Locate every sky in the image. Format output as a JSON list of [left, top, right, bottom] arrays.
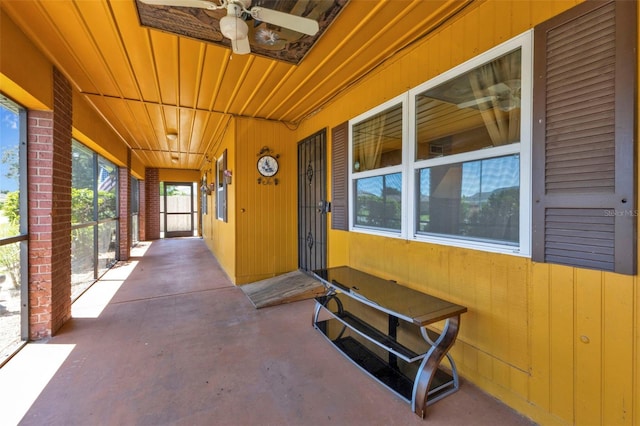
[[0, 104, 19, 193]]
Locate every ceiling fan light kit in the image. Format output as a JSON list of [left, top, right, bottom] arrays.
[[219, 15, 248, 39], [139, 0, 320, 56]]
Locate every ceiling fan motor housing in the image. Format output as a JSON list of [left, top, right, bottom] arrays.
[[220, 3, 248, 40]]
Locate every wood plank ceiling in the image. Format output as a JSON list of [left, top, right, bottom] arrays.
[[2, 0, 472, 170]]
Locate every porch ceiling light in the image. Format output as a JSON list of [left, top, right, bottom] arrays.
[[167, 132, 178, 141]]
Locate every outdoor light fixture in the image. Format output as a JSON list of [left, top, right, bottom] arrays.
[[171, 155, 179, 164], [219, 15, 248, 40], [167, 132, 178, 141]]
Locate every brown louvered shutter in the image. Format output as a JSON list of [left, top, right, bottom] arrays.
[[331, 121, 349, 230], [532, 0, 636, 274]]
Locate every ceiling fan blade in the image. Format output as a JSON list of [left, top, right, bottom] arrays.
[[231, 36, 251, 54], [250, 7, 319, 36], [138, 0, 221, 10], [457, 96, 494, 109]]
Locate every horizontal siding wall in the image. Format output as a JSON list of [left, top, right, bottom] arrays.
[[294, 0, 639, 424]]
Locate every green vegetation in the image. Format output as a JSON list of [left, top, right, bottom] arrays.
[[0, 191, 21, 289]]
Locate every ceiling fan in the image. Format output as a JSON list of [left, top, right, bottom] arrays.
[[457, 79, 521, 111], [139, 0, 320, 55]]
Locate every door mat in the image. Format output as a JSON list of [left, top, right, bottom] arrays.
[[240, 270, 325, 309]]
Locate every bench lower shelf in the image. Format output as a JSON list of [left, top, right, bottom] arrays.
[[315, 318, 457, 405]]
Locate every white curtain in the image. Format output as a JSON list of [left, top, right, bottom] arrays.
[[356, 114, 386, 171], [468, 52, 521, 146]]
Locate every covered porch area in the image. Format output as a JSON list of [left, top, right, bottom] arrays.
[[0, 238, 532, 425]]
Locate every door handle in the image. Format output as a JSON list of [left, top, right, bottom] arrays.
[[317, 200, 331, 214]]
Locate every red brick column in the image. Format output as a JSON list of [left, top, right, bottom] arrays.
[[144, 168, 160, 240], [28, 67, 72, 340], [117, 149, 131, 260]]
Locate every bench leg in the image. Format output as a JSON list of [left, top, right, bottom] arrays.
[[411, 315, 461, 418]]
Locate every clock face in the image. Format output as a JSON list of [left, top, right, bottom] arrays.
[[257, 155, 279, 177]]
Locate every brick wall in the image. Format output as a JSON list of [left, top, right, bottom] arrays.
[[27, 67, 72, 340], [144, 168, 160, 240], [118, 150, 130, 261]]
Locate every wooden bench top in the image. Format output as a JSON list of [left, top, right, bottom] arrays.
[[313, 266, 467, 326]]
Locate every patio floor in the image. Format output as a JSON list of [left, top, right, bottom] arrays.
[[0, 238, 535, 425]]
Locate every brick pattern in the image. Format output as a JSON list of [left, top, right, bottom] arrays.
[[27, 67, 72, 340], [118, 151, 130, 260], [144, 168, 160, 240]]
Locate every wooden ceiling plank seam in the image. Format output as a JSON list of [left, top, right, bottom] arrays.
[[253, 66, 300, 119], [147, 30, 173, 148], [77, 0, 141, 99], [191, 109, 222, 159], [202, 114, 234, 165], [263, 0, 398, 121], [282, 0, 470, 123], [286, 0, 475, 124], [191, 41, 208, 112], [207, 48, 232, 113], [237, 61, 280, 116], [79, 90, 156, 153], [179, 108, 195, 156], [15, 1, 98, 94], [276, 0, 422, 122], [109, 0, 162, 104], [7, 1, 138, 153], [104, 0, 147, 102], [65, 0, 125, 97], [80, 95, 137, 153], [126, 100, 160, 152], [222, 56, 256, 114]]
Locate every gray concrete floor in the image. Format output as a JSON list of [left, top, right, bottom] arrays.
[[1, 238, 535, 425]]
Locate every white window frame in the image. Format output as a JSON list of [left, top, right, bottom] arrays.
[[216, 155, 226, 222], [349, 93, 409, 239], [347, 31, 533, 256]]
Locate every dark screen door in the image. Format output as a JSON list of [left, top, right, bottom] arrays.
[[298, 130, 328, 272]]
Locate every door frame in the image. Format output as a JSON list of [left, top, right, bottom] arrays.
[[297, 129, 328, 272], [163, 181, 195, 238]]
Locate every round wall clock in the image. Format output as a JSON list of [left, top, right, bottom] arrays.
[[257, 154, 279, 177]]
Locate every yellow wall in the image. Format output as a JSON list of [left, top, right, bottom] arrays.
[[234, 117, 299, 284], [131, 155, 145, 180], [1, 9, 131, 170], [158, 168, 200, 183], [288, 1, 638, 425], [0, 8, 51, 110], [202, 118, 237, 281], [202, 117, 299, 284], [72, 92, 129, 167]]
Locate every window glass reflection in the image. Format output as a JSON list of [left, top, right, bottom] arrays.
[[417, 155, 519, 244], [415, 49, 521, 160], [355, 172, 402, 231], [352, 104, 403, 172]]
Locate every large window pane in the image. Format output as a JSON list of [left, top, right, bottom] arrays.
[[98, 221, 117, 276], [71, 140, 119, 299], [0, 96, 27, 361], [415, 49, 521, 160], [97, 158, 117, 220], [417, 155, 519, 244], [354, 173, 402, 231], [71, 226, 95, 299], [72, 143, 95, 225], [352, 104, 403, 172], [131, 177, 139, 246]]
